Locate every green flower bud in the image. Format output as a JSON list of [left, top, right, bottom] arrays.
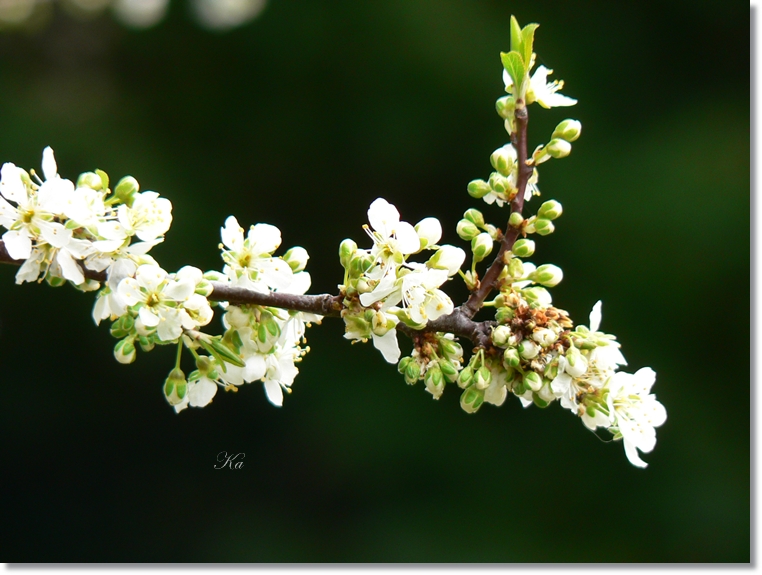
[[456, 219, 480, 241], [565, 345, 588, 378], [404, 360, 421, 385], [471, 233, 493, 263], [546, 138, 572, 159], [551, 119, 581, 142], [460, 386, 485, 414], [76, 171, 103, 190], [439, 360, 459, 383], [467, 179, 491, 199], [438, 337, 462, 360], [531, 264, 564, 287], [532, 393, 550, 408], [457, 365, 474, 389], [491, 325, 511, 347], [503, 347, 520, 369], [138, 335, 154, 353], [195, 279, 213, 297], [489, 172, 508, 195], [532, 328, 558, 348], [114, 338, 136, 364], [490, 145, 517, 177], [398, 356, 412, 375], [163, 367, 188, 407], [203, 270, 227, 282], [464, 208, 485, 227], [508, 212, 524, 228], [522, 286, 551, 307], [508, 257, 524, 279], [523, 371, 543, 392], [424, 366, 445, 399], [46, 275, 65, 287], [339, 239, 358, 269], [474, 366, 492, 390], [518, 339, 539, 359], [283, 247, 309, 272], [533, 218, 555, 236], [196, 355, 214, 375], [495, 95, 515, 120], [114, 176, 139, 206], [512, 238, 535, 258], [537, 200, 563, 221], [495, 307, 514, 324]]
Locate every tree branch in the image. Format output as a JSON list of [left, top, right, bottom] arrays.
[[461, 101, 532, 319]]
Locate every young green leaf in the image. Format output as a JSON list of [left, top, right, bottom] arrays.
[[510, 15, 523, 54], [500, 51, 526, 94], [521, 23, 539, 71]]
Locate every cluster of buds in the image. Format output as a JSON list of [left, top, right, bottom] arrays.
[[397, 333, 464, 400]]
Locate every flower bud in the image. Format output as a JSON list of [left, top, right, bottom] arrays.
[[495, 95, 515, 120], [546, 138, 572, 159], [427, 245, 466, 276], [565, 346, 588, 378], [490, 144, 517, 177], [471, 233, 493, 263], [467, 179, 491, 199], [438, 337, 463, 360], [283, 247, 309, 272], [76, 171, 103, 190], [114, 176, 139, 206], [456, 219, 480, 241], [424, 366, 445, 399], [415, 217, 442, 250], [371, 311, 394, 336], [491, 325, 511, 347], [460, 386, 485, 414], [507, 257, 524, 279], [533, 218, 555, 236], [551, 119, 581, 142], [508, 212, 524, 228], [518, 339, 539, 359], [114, 338, 136, 364], [537, 200, 563, 221], [489, 172, 509, 195], [138, 335, 154, 352], [397, 356, 412, 375], [495, 307, 514, 324], [474, 366, 492, 390], [503, 347, 520, 369], [439, 360, 459, 383], [522, 286, 552, 307], [404, 360, 422, 385], [531, 264, 563, 287], [163, 367, 188, 407], [457, 365, 474, 389], [532, 328, 557, 347], [196, 355, 214, 375], [523, 371, 543, 392], [461, 209, 484, 229], [339, 239, 358, 269], [512, 238, 535, 258]]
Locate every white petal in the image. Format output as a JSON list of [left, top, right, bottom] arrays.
[[367, 198, 399, 237], [248, 223, 282, 255], [156, 308, 183, 341], [372, 329, 401, 364], [188, 377, 217, 407], [221, 216, 243, 250], [57, 249, 85, 284], [138, 306, 160, 327], [118, 277, 144, 306], [0, 196, 18, 227], [589, 300, 602, 332], [41, 147, 58, 181], [38, 220, 72, 248], [163, 278, 195, 301], [0, 163, 28, 204], [394, 221, 420, 255], [264, 379, 284, 407], [243, 354, 267, 382], [15, 253, 41, 284], [2, 229, 32, 260], [623, 439, 648, 468], [540, 93, 578, 107], [136, 264, 167, 291]]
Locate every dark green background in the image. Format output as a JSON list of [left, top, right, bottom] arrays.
[[0, 0, 750, 563]]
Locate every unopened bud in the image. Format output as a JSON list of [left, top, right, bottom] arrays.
[[114, 338, 136, 364], [415, 217, 442, 250], [552, 119, 581, 142], [283, 247, 309, 272], [474, 366, 492, 390], [467, 179, 491, 199], [533, 218, 555, 236], [495, 307, 514, 324], [457, 365, 474, 389], [460, 386, 485, 414], [439, 360, 459, 383], [339, 239, 358, 269], [490, 144, 517, 177], [471, 233, 493, 263], [503, 347, 520, 369], [464, 208, 485, 227], [523, 371, 543, 392], [512, 238, 535, 257], [491, 325, 511, 347], [546, 138, 572, 159], [531, 264, 563, 287], [77, 171, 103, 190], [457, 219, 480, 241], [428, 245, 466, 276], [518, 339, 539, 359], [537, 200, 563, 221], [565, 346, 588, 378], [424, 366, 445, 399], [495, 95, 515, 120], [114, 176, 139, 206], [163, 367, 188, 406], [509, 212, 524, 228], [532, 328, 558, 347]]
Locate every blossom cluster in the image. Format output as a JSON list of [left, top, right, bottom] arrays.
[[338, 198, 465, 364]]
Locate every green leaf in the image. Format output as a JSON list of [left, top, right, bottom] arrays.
[[510, 15, 523, 54], [95, 169, 109, 192], [500, 50, 525, 92], [521, 23, 539, 70]]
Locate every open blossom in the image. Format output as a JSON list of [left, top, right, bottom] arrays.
[[95, 191, 172, 252], [606, 367, 666, 468], [220, 215, 293, 292], [364, 198, 420, 264], [503, 65, 577, 108]]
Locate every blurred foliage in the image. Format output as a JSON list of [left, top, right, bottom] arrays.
[[0, 0, 749, 563]]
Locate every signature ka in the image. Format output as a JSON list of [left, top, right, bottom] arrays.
[[215, 451, 245, 470]]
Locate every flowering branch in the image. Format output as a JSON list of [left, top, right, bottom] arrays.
[[0, 16, 667, 468]]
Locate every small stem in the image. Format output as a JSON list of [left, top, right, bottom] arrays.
[[175, 340, 183, 369]]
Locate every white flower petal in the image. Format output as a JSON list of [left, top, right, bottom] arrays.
[[41, 147, 58, 181], [138, 306, 160, 327], [372, 329, 401, 364], [589, 300, 602, 332], [2, 229, 32, 260], [57, 249, 85, 284], [264, 379, 284, 407], [38, 221, 72, 249], [188, 377, 217, 407]]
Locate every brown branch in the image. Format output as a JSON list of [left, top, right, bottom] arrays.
[[0, 239, 493, 348], [461, 101, 533, 319]]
